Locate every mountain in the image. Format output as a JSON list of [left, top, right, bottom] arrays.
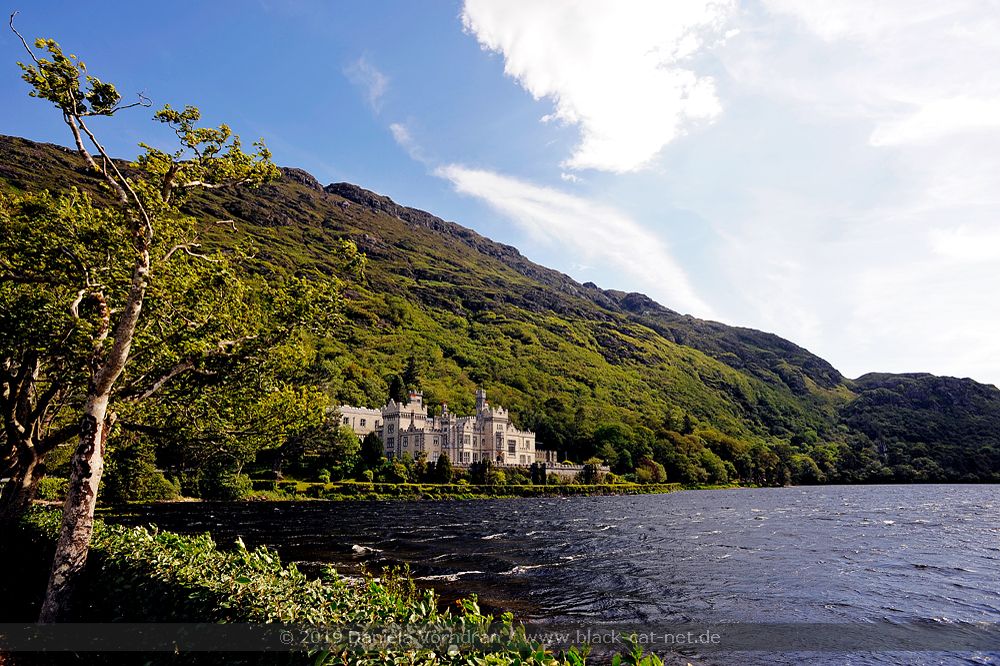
[[2, 134, 998, 484]]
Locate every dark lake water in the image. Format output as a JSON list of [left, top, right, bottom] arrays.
[[108, 485, 1000, 665]]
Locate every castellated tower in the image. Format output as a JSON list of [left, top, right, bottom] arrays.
[[344, 387, 536, 466]]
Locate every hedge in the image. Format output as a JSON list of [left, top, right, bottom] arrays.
[[271, 482, 682, 501]]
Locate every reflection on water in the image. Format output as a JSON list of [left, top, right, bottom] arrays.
[[108, 485, 1000, 664]]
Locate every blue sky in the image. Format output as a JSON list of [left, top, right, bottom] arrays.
[[3, 1, 999, 385]]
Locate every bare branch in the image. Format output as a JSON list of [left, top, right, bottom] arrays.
[[76, 116, 143, 214], [37, 423, 77, 455], [9, 12, 41, 67], [68, 289, 86, 320], [162, 243, 217, 263], [28, 381, 63, 428], [179, 178, 252, 190], [83, 91, 151, 117], [134, 359, 194, 401], [64, 113, 102, 175]]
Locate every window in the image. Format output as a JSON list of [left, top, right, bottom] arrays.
[[508, 439, 516, 454], [464, 435, 471, 445], [520, 455, 526, 464], [342, 416, 350, 425], [497, 424, 503, 431], [360, 418, 366, 427], [402, 436, 408, 448], [387, 437, 395, 446], [462, 451, 471, 463], [388, 424, 395, 433]]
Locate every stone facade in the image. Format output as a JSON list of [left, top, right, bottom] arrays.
[[338, 405, 381, 439], [339, 389, 537, 466]]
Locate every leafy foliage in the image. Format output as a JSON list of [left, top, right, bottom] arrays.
[[17, 508, 592, 664], [2, 135, 999, 488]]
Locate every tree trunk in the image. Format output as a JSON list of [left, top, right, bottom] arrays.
[[0, 443, 43, 529], [36, 394, 110, 623]]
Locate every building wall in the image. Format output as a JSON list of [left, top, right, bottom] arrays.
[[345, 389, 537, 467], [338, 405, 382, 438]]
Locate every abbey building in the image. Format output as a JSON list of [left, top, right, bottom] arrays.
[[339, 389, 537, 466]]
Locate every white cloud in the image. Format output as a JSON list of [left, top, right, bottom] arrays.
[[928, 227, 1000, 264], [694, 0, 1000, 383], [435, 164, 713, 316], [448, 0, 1000, 383], [869, 97, 1000, 147], [749, 1, 1000, 139], [389, 121, 427, 162], [344, 56, 388, 111], [460, 0, 736, 173]]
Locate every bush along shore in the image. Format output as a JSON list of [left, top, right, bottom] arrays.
[[4, 508, 668, 665], [35, 477, 689, 504], [254, 480, 686, 501]]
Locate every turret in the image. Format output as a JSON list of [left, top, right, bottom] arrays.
[[475, 388, 487, 413], [408, 390, 423, 408]]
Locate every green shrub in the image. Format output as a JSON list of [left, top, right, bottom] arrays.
[[102, 439, 180, 504], [201, 468, 253, 501], [18, 509, 590, 664], [35, 476, 67, 501]]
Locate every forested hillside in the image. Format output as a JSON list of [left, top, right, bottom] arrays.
[[3, 134, 998, 486]]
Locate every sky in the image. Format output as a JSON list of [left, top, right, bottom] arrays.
[[2, 1, 999, 386]]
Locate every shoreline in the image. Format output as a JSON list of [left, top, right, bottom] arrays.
[[106, 480, 695, 506], [78, 480, 1000, 513]]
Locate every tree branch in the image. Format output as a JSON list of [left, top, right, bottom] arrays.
[[162, 243, 217, 263], [179, 178, 252, 190], [132, 358, 195, 402], [8, 12, 41, 67], [28, 381, 63, 427], [81, 92, 151, 117], [37, 423, 78, 456]]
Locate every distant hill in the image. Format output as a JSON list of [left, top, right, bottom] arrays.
[[2, 134, 997, 483]]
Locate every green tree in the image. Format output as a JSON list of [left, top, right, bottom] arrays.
[[635, 456, 667, 483], [401, 355, 422, 390], [387, 460, 409, 483], [580, 457, 603, 484], [469, 459, 492, 484], [486, 468, 506, 487], [359, 431, 384, 470], [697, 449, 729, 485], [412, 451, 428, 482], [435, 452, 453, 483], [680, 414, 695, 435], [100, 436, 178, 503], [9, 22, 289, 621], [278, 419, 360, 481], [386, 375, 406, 404]]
